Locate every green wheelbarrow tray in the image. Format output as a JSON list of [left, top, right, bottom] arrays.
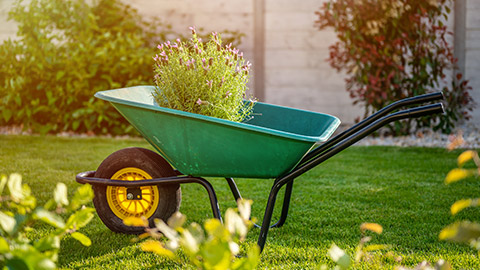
[[95, 85, 341, 178], [78, 85, 445, 252]]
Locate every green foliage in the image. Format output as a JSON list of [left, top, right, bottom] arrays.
[[0, 173, 94, 269], [316, 0, 474, 134], [126, 199, 259, 270], [441, 148, 480, 254], [153, 27, 255, 122], [324, 223, 388, 269], [0, 0, 245, 135]]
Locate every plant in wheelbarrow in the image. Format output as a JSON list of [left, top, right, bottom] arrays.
[[152, 26, 256, 122]]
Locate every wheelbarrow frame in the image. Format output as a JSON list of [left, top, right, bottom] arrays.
[[76, 91, 444, 252]]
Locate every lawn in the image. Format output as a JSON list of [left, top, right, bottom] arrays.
[[1, 134, 479, 269]]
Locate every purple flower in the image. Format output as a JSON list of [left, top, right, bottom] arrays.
[[189, 26, 196, 34], [206, 80, 213, 88], [196, 98, 202, 105], [225, 91, 232, 98], [176, 38, 181, 43], [157, 44, 163, 50]]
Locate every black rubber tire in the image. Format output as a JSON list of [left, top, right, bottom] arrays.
[[92, 147, 181, 234]]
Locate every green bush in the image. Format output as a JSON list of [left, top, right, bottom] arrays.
[[0, 0, 244, 135], [0, 173, 94, 269], [316, 0, 474, 134]]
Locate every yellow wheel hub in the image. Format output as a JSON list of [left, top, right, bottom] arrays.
[[106, 167, 159, 220]]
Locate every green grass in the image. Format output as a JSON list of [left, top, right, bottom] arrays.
[[1, 134, 479, 269]]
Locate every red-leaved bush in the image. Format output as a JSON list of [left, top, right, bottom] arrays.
[[315, 0, 474, 134]]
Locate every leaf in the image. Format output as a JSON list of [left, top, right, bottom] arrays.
[[65, 207, 95, 230], [201, 240, 231, 269], [54, 183, 69, 207], [0, 236, 9, 253], [71, 232, 92, 246], [0, 174, 7, 195], [232, 245, 260, 270], [2, 109, 12, 122], [180, 229, 199, 253], [360, 223, 383, 234], [458, 150, 477, 167], [451, 199, 477, 215], [56, 71, 65, 80], [237, 198, 252, 221], [0, 211, 16, 235], [328, 243, 351, 269], [203, 218, 229, 239], [363, 244, 390, 252], [7, 173, 25, 201], [34, 236, 60, 252], [123, 216, 148, 227], [154, 218, 179, 241], [34, 208, 65, 229], [440, 221, 480, 242], [141, 240, 175, 258], [445, 168, 475, 184], [69, 184, 93, 211], [167, 212, 186, 229]]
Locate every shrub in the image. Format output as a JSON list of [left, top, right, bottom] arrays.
[[0, 173, 94, 269], [153, 27, 255, 122], [125, 199, 259, 270], [0, 0, 244, 135], [315, 0, 474, 134]]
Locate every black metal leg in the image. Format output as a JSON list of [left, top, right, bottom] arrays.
[[271, 180, 293, 228], [226, 177, 242, 201], [193, 177, 222, 222], [257, 178, 294, 252]]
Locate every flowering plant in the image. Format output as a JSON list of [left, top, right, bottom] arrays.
[[153, 27, 255, 122]]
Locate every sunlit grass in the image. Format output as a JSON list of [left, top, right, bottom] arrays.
[[1, 135, 479, 269]]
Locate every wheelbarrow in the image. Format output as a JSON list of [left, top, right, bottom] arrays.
[[76, 85, 445, 251]]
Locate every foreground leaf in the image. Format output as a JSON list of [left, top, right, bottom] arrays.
[[440, 221, 480, 242], [123, 216, 148, 227], [360, 223, 383, 234], [34, 236, 60, 252], [71, 232, 92, 246], [445, 169, 475, 184], [0, 211, 17, 235], [451, 199, 479, 215], [141, 240, 175, 258], [0, 236, 9, 253], [34, 208, 65, 229], [65, 207, 95, 230], [328, 243, 351, 269], [69, 184, 93, 211], [458, 150, 477, 167], [54, 183, 69, 207], [7, 173, 24, 201]]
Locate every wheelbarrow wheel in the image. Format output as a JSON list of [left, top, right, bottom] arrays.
[[92, 147, 181, 234]]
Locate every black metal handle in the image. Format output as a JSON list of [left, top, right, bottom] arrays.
[[300, 92, 444, 164], [289, 102, 444, 179], [390, 103, 445, 120]]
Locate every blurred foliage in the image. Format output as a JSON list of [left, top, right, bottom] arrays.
[[0, 0, 244, 135], [0, 173, 94, 269], [126, 199, 259, 270], [316, 0, 474, 135], [441, 145, 480, 255]]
